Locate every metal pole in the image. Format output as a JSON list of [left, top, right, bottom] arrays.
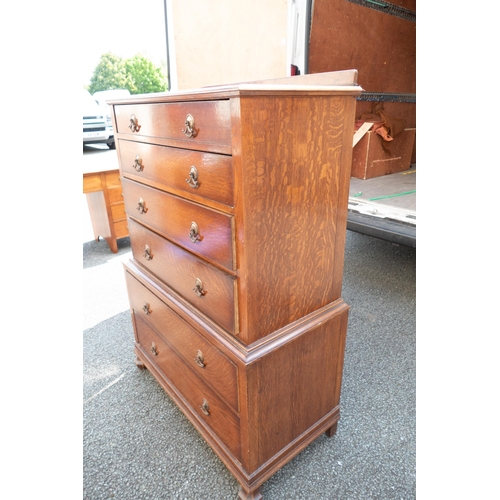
[[163, 0, 171, 91]]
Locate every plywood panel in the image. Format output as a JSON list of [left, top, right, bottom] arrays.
[[309, 0, 416, 93]]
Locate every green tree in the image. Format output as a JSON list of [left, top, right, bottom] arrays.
[[125, 54, 168, 94], [88, 53, 128, 94], [87, 53, 168, 95]]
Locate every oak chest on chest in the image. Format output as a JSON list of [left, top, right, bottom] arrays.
[[110, 72, 361, 499]]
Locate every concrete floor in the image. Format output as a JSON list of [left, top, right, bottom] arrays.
[[83, 219, 416, 499]]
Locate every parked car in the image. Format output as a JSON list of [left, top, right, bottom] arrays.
[[82, 89, 115, 149]]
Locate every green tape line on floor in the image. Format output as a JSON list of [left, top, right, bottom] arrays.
[[368, 190, 416, 201]]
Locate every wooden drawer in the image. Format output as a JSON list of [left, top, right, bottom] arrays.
[[114, 100, 232, 152], [107, 185, 124, 204], [114, 219, 129, 238], [129, 219, 237, 334], [118, 140, 234, 207], [122, 178, 234, 270], [134, 314, 240, 458], [111, 203, 126, 222], [126, 271, 239, 412]]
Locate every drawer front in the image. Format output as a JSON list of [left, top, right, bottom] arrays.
[[114, 101, 232, 151], [134, 315, 240, 458], [122, 178, 234, 270], [111, 203, 126, 222], [114, 219, 129, 238], [126, 271, 239, 411], [129, 219, 237, 334], [119, 140, 234, 207], [107, 185, 124, 204]]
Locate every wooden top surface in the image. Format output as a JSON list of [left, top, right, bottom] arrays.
[[107, 70, 364, 105], [83, 149, 120, 176]]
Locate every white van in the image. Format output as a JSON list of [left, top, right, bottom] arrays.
[[82, 89, 115, 149]]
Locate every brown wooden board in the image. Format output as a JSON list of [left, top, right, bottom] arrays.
[[351, 128, 416, 179], [308, 0, 416, 128]]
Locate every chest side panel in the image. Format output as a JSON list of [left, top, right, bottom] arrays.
[[235, 95, 356, 342]]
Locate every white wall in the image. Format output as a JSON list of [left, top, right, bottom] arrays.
[[168, 0, 290, 90]]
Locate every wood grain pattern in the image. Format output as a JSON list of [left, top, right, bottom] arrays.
[[308, 0, 416, 129], [128, 218, 237, 334], [133, 314, 241, 458], [114, 100, 232, 153], [351, 128, 416, 179], [126, 271, 240, 413], [235, 95, 355, 343], [119, 139, 234, 207], [122, 178, 234, 271], [246, 305, 349, 467], [113, 219, 129, 239], [309, 0, 415, 94], [112, 79, 361, 499]]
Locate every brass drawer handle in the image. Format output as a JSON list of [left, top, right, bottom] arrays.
[[137, 197, 148, 214], [189, 221, 201, 243], [199, 398, 210, 416], [194, 350, 205, 368], [143, 244, 153, 261], [133, 155, 144, 172], [129, 114, 141, 133], [182, 114, 197, 138], [150, 342, 158, 355], [192, 278, 206, 297], [142, 302, 152, 315], [185, 166, 199, 188]]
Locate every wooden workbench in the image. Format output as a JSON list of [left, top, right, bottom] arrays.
[[83, 163, 128, 253]]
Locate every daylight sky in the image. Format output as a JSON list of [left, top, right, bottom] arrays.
[[82, 0, 167, 86]]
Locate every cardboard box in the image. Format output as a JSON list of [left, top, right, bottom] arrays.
[[351, 128, 416, 180]]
